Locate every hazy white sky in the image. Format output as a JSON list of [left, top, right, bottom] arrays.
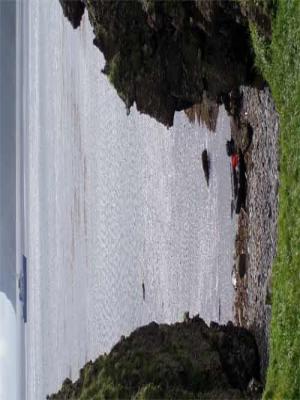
[[0, 1, 17, 397], [0, 1, 18, 399], [0, 292, 16, 400]]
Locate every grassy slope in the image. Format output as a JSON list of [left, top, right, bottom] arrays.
[[250, 1, 300, 399]]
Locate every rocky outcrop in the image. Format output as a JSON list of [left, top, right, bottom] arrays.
[[202, 149, 210, 186], [58, 0, 85, 29], [48, 316, 261, 399], [184, 93, 220, 132], [59, 0, 259, 126]]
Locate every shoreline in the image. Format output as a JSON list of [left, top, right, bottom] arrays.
[[232, 85, 280, 382], [16, 0, 28, 398]]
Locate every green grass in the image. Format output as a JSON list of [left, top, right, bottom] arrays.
[[250, 1, 300, 399]]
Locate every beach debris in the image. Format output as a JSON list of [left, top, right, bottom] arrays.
[[231, 265, 238, 290]]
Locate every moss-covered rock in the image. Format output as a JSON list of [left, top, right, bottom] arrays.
[[47, 316, 261, 399], [239, 0, 277, 40], [59, 0, 260, 126]]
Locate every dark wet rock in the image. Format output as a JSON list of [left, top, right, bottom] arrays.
[[184, 92, 220, 132], [58, 0, 85, 29], [142, 282, 145, 300], [202, 149, 210, 186], [231, 118, 253, 156], [266, 276, 272, 305], [58, 0, 260, 126], [238, 254, 247, 279], [48, 317, 260, 399], [227, 138, 236, 157], [222, 89, 244, 119]]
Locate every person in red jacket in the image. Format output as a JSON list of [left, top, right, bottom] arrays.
[[231, 153, 239, 169]]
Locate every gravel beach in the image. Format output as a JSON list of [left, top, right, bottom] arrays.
[[232, 86, 280, 382]]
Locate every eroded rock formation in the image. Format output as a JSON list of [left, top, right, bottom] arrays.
[[48, 316, 261, 399], [58, 0, 85, 29], [59, 0, 257, 126]]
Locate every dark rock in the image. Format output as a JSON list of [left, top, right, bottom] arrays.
[[213, 322, 260, 390], [223, 89, 243, 119], [184, 92, 220, 132], [142, 282, 145, 300], [227, 138, 236, 157], [238, 253, 247, 279], [58, 0, 85, 29], [183, 311, 190, 322], [202, 149, 210, 186], [48, 317, 260, 399], [59, 0, 259, 126]]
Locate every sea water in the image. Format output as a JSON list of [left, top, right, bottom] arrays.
[[18, 1, 235, 398]]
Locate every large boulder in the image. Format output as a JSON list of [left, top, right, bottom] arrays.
[[59, 0, 257, 126], [47, 316, 260, 399], [202, 149, 210, 186], [58, 0, 85, 29]]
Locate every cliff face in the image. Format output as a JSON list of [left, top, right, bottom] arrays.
[[58, 0, 85, 29], [59, 0, 256, 126], [48, 316, 260, 399]]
